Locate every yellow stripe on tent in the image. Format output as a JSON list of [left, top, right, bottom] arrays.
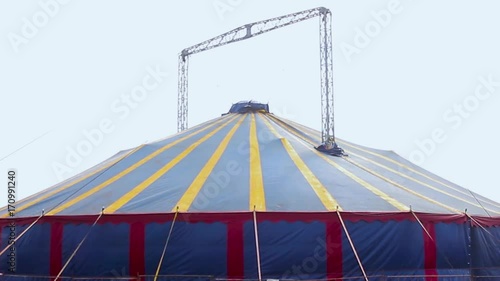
[[249, 113, 266, 211], [174, 114, 246, 212], [259, 114, 341, 211]]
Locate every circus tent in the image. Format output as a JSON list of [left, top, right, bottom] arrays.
[[1, 102, 499, 280]]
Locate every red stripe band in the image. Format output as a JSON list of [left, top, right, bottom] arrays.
[[227, 220, 244, 279], [130, 222, 145, 281], [50, 222, 63, 281], [424, 222, 437, 281], [326, 221, 343, 280]]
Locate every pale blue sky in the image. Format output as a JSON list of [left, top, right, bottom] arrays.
[[1, 0, 500, 204]]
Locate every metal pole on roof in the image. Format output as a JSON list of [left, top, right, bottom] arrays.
[[154, 207, 179, 281], [336, 209, 369, 281], [54, 208, 104, 281], [178, 54, 189, 132], [253, 206, 263, 281], [319, 7, 335, 144]]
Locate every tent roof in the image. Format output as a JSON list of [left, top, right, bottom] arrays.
[[5, 112, 500, 217]]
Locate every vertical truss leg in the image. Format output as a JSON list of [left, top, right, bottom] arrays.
[[319, 8, 334, 144], [317, 8, 345, 156], [177, 53, 189, 132]]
